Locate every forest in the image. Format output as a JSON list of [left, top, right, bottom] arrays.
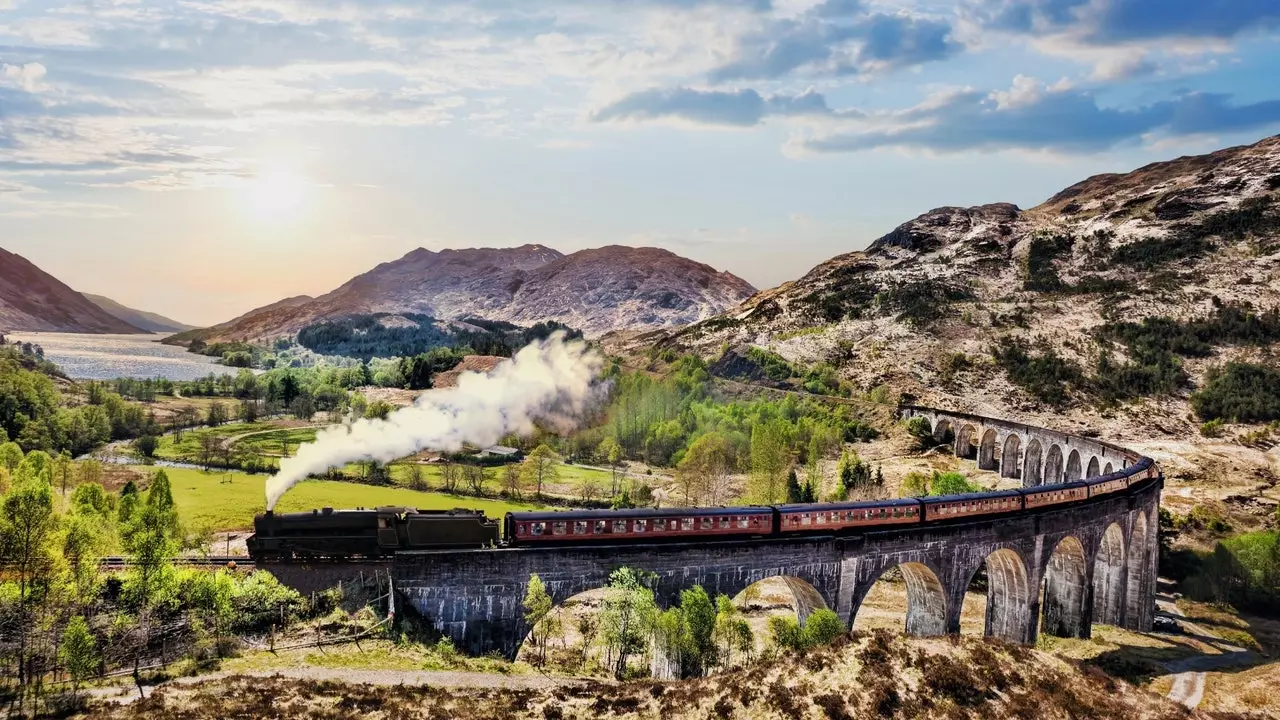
[[296, 313, 581, 360]]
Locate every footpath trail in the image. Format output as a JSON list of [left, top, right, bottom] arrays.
[[1157, 596, 1258, 708]]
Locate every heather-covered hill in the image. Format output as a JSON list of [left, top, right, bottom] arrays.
[[0, 246, 145, 333]]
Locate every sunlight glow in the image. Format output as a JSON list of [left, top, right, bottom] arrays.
[[244, 165, 308, 223]]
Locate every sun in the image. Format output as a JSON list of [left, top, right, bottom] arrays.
[[244, 165, 308, 223]]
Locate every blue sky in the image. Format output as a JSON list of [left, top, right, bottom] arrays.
[[2, 0, 1280, 326]]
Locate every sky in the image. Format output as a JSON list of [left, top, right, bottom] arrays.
[[2, 0, 1280, 327]]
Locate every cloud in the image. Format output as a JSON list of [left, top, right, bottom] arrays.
[[709, 8, 961, 81], [0, 63, 47, 93], [973, 0, 1280, 44], [798, 77, 1280, 153], [590, 86, 846, 126]]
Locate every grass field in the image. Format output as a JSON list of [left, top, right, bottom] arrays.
[[149, 466, 550, 532], [234, 427, 320, 457]]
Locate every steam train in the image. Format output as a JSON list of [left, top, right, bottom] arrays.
[[246, 457, 1159, 561]]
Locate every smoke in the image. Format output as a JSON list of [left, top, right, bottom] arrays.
[[265, 332, 604, 510]]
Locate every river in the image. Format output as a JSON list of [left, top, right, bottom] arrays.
[[5, 331, 228, 381]]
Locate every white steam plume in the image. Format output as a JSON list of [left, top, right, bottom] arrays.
[[265, 332, 603, 511]]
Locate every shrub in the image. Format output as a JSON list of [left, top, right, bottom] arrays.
[[877, 279, 976, 328], [135, 435, 159, 457], [800, 609, 845, 648], [1191, 362, 1280, 422], [904, 416, 933, 448], [1199, 418, 1225, 438], [991, 337, 1085, 406]]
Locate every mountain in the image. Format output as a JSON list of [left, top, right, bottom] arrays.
[[642, 134, 1280, 439], [0, 247, 145, 334], [82, 293, 195, 333], [170, 244, 756, 344]]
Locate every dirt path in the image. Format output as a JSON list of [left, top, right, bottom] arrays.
[[1157, 597, 1258, 708], [88, 666, 588, 705]]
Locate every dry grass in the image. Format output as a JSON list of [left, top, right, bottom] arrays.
[[77, 633, 1206, 720]]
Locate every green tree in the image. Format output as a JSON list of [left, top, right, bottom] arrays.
[[800, 609, 845, 648], [0, 441, 22, 472], [523, 574, 554, 666], [679, 585, 717, 677], [929, 471, 979, 496], [14, 449, 53, 486], [59, 616, 98, 697], [677, 432, 736, 505], [748, 419, 792, 504], [599, 436, 623, 497], [365, 399, 394, 420], [785, 469, 804, 503], [768, 615, 803, 652], [520, 444, 561, 499], [135, 435, 159, 457], [1, 474, 56, 601], [599, 568, 657, 679], [206, 401, 229, 427]]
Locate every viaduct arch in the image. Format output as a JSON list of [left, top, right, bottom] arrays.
[[263, 406, 1162, 657]]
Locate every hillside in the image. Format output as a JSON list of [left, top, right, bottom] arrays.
[[82, 293, 195, 333], [636, 134, 1280, 443], [0, 247, 144, 334], [82, 633, 1203, 719], [169, 244, 755, 344]]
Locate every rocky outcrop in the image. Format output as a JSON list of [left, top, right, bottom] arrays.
[[0, 247, 145, 334]]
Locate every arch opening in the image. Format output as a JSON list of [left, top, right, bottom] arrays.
[[961, 549, 1033, 643], [1045, 445, 1065, 484], [1093, 523, 1127, 627], [1022, 439, 1044, 487], [955, 424, 978, 459], [978, 429, 999, 471], [933, 419, 955, 445], [1086, 456, 1101, 479], [1103, 462, 1114, 476], [1041, 536, 1089, 639], [1000, 435, 1023, 479], [853, 562, 947, 637], [1065, 449, 1083, 481]]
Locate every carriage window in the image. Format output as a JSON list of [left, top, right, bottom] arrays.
[[752, 516, 760, 526], [738, 516, 749, 529], [635, 520, 646, 533], [614, 520, 627, 533], [517, 523, 527, 536], [892, 507, 902, 517], [532, 522, 546, 536], [595, 520, 608, 534], [799, 513, 809, 526], [671, 519, 681, 531], [816, 513, 826, 524], [719, 517, 730, 529], [682, 518, 694, 531], [701, 517, 714, 529], [553, 522, 567, 536], [574, 521, 588, 534]]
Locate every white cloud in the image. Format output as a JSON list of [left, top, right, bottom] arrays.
[[1, 62, 48, 93]]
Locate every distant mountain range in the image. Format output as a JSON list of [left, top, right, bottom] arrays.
[[0, 247, 146, 334], [82, 294, 194, 333], [168, 244, 756, 344]]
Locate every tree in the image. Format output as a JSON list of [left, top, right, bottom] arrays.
[[440, 461, 461, 493], [239, 398, 260, 423], [365, 399, 394, 420], [59, 616, 98, 698], [598, 437, 624, 497], [599, 567, 657, 679], [206, 402, 228, 427], [677, 432, 736, 506], [523, 574, 553, 666], [0, 441, 23, 472], [748, 420, 792, 504], [785, 469, 804, 503], [14, 449, 53, 486], [405, 463, 428, 491], [520, 445, 561, 499], [800, 609, 845, 648], [463, 463, 488, 496], [1, 474, 56, 602], [53, 451, 72, 495], [198, 433, 221, 469], [768, 615, 804, 652], [713, 595, 752, 668], [578, 475, 602, 502], [502, 463, 523, 499], [679, 585, 717, 677]]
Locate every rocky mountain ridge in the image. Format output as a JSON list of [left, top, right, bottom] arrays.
[[638, 134, 1280, 441], [82, 293, 194, 333], [172, 244, 756, 343], [0, 247, 145, 334]]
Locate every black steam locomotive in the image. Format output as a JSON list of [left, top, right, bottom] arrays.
[[246, 506, 500, 560]]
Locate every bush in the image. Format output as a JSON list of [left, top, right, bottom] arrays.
[[1182, 531, 1280, 614], [991, 337, 1085, 406], [877, 279, 975, 328], [904, 416, 933, 448], [1199, 419, 1225, 438], [135, 435, 159, 457], [1192, 362, 1280, 423]]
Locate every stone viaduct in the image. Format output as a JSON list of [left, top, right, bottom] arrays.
[[265, 406, 1162, 659]]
